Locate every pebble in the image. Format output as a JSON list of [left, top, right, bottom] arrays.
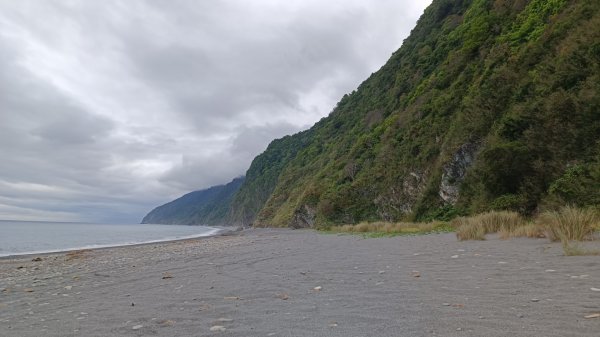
[[584, 313, 600, 319], [378, 271, 385, 274], [132, 325, 143, 330], [451, 255, 459, 259], [64, 286, 72, 290], [210, 325, 226, 332], [590, 288, 600, 292], [313, 286, 322, 291], [531, 298, 540, 302], [217, 318, 233, 322], [545, 269, 556, 272]]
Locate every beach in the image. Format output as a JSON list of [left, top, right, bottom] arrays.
[[1, 229, 599, 337]]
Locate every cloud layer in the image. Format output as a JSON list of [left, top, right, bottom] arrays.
[[0, 0, 431, 223]]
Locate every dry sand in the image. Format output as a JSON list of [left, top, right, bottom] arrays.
[[1, 229, 599, 337]]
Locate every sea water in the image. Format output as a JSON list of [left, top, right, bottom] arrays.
[[0, 220, 220, 257]]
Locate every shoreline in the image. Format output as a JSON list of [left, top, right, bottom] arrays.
[[1, 228, 599, 336], [0, 225, 237, 260]]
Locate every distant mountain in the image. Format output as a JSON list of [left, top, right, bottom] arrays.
[[141, 177, 244, 226], [229, 0, 600, 227]]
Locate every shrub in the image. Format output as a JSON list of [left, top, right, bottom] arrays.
[[499, 223, 545, 239], [538, 206, 599, 242], [453, 211, 526, 240], [328, 221, 451, 236], [455, 219, 486, 240]]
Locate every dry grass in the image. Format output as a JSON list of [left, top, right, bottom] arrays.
[[453, 211, 526, 241], [539, 206, 599, 242], [499, 223, 545, 239], [329, 221, 452, 236], [65, 249, 91, 261], [561, 241, 600, 256]]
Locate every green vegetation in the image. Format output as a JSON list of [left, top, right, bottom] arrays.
[[325, 221, 454, 238], [141, 177, 244, 226], [226, 0, 600, 229], [151, 0, 600, 231]]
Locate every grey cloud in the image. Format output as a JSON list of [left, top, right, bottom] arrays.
[[0, 0, 431, 223]]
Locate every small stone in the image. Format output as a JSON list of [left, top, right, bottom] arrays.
[[162, 272, 173, 279], [64, 286, 72, 290], [498, 261, 507, 264], [31, 257, 42, 262], [277, 292, 289, 300], [478, 316, 485, 319], [223, 296, 241, 300], [442, 303, 450, 306], [451, 255, 459, 259], [210, 325, 226, 332], [412, 271, 421, 278], [329, 321, 338, 327], [456, 327, 462, 331], [378, 270, 385, 274], [590, 288, 600, 292], [132, 325, 143, 330], [23, 288, 34, 293], [217, 318, 233, 322], [545, 269, 556, 272], [530, 298, 540, 302], [313, 286, 322, 291], [159, 319, 175, 326], [584, 313, 600, 319]]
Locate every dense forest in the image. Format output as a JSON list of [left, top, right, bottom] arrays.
[[144, 0, 600, 228]]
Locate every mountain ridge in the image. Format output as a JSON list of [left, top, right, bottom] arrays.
[[143, 0, 600, 228]]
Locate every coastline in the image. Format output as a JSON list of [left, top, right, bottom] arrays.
[[0, 225, 234, 260], [1, 228, 599, 336]]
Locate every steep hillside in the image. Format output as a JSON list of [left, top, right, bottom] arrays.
[[233, 0, 600, 227], [227, 130, 313, 225], [141, 177, 244, 225]]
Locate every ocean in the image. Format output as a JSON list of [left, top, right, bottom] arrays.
[[0, 220, 220, 257]]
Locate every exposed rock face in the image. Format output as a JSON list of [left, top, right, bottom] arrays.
[[439, 143, 478, 204], [374, 170, 427, 221], [290, 205, 317, 229]]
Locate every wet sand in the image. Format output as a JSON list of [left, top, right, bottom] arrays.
[[1, 229, 599, 336]]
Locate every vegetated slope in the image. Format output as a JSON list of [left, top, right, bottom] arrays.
[[232, 0, 600, 228], [141, 177, 245, 226], [227, 130, 313, 226]]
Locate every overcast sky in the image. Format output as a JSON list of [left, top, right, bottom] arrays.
[[0, 0, 431, 223]]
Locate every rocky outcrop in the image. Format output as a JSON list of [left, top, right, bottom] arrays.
[[439, 143, 478, 204], [290, 205, 317, 229]]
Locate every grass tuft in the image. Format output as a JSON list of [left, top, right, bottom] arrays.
[[453, 211, 526, 240], [499, 223, 545, 239], [326, 221, 453, 237], [539, 206, 599, 242]]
